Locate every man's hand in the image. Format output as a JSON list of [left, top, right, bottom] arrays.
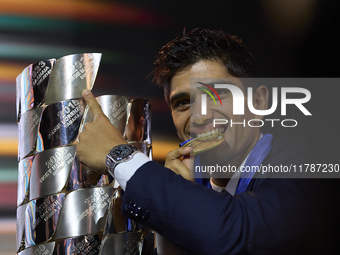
[[76, 90, 127, 174], [164, 147, 195, 182]]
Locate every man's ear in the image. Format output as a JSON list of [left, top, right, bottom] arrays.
[[252, 85, 269, 119]]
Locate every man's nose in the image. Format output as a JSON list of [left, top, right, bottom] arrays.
[[190, 95, 213, 125]]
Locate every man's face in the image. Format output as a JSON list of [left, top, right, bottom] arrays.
[[169, 60, 260, 166]]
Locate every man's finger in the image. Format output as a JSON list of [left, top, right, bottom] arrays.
[[82, 89, 103, 119], [166, 146, 191, 160]]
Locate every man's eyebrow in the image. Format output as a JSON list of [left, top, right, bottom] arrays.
[[169, 92, 190, 105], [200, 79, 235, 86]]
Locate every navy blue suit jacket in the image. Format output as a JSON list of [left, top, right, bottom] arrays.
[[121, 137, 339, 254]]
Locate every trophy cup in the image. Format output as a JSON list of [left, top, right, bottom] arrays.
[[16, 53, 112, 254], [16, 53, 154, 254], [100, 98, 154, 255]]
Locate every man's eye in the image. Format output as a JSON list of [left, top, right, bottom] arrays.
[[173, 99, 190, 109], [210, 89, 230, 99], [215, 89, 230, 95]]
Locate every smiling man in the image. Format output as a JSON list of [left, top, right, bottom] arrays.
[[167, 61, 267, 187], [76, 28, 336, 254]]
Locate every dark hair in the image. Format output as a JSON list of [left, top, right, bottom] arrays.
[[151, 28, 256, 104]]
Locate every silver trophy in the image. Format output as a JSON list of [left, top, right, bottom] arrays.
[[16, 53, 108, 254], [17, 53, 154, 254], [83, 95, 153, 254], [101, 98, 154, 255]]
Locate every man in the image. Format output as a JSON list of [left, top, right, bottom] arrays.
[[77, 28, 337, 254]]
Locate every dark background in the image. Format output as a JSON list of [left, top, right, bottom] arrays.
[[0, 0, 339, 224]]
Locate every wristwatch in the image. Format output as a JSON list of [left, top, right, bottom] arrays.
[[106, 144, 139, 177]]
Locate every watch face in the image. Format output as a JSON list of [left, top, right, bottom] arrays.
[[111, 145, 133, 160]]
